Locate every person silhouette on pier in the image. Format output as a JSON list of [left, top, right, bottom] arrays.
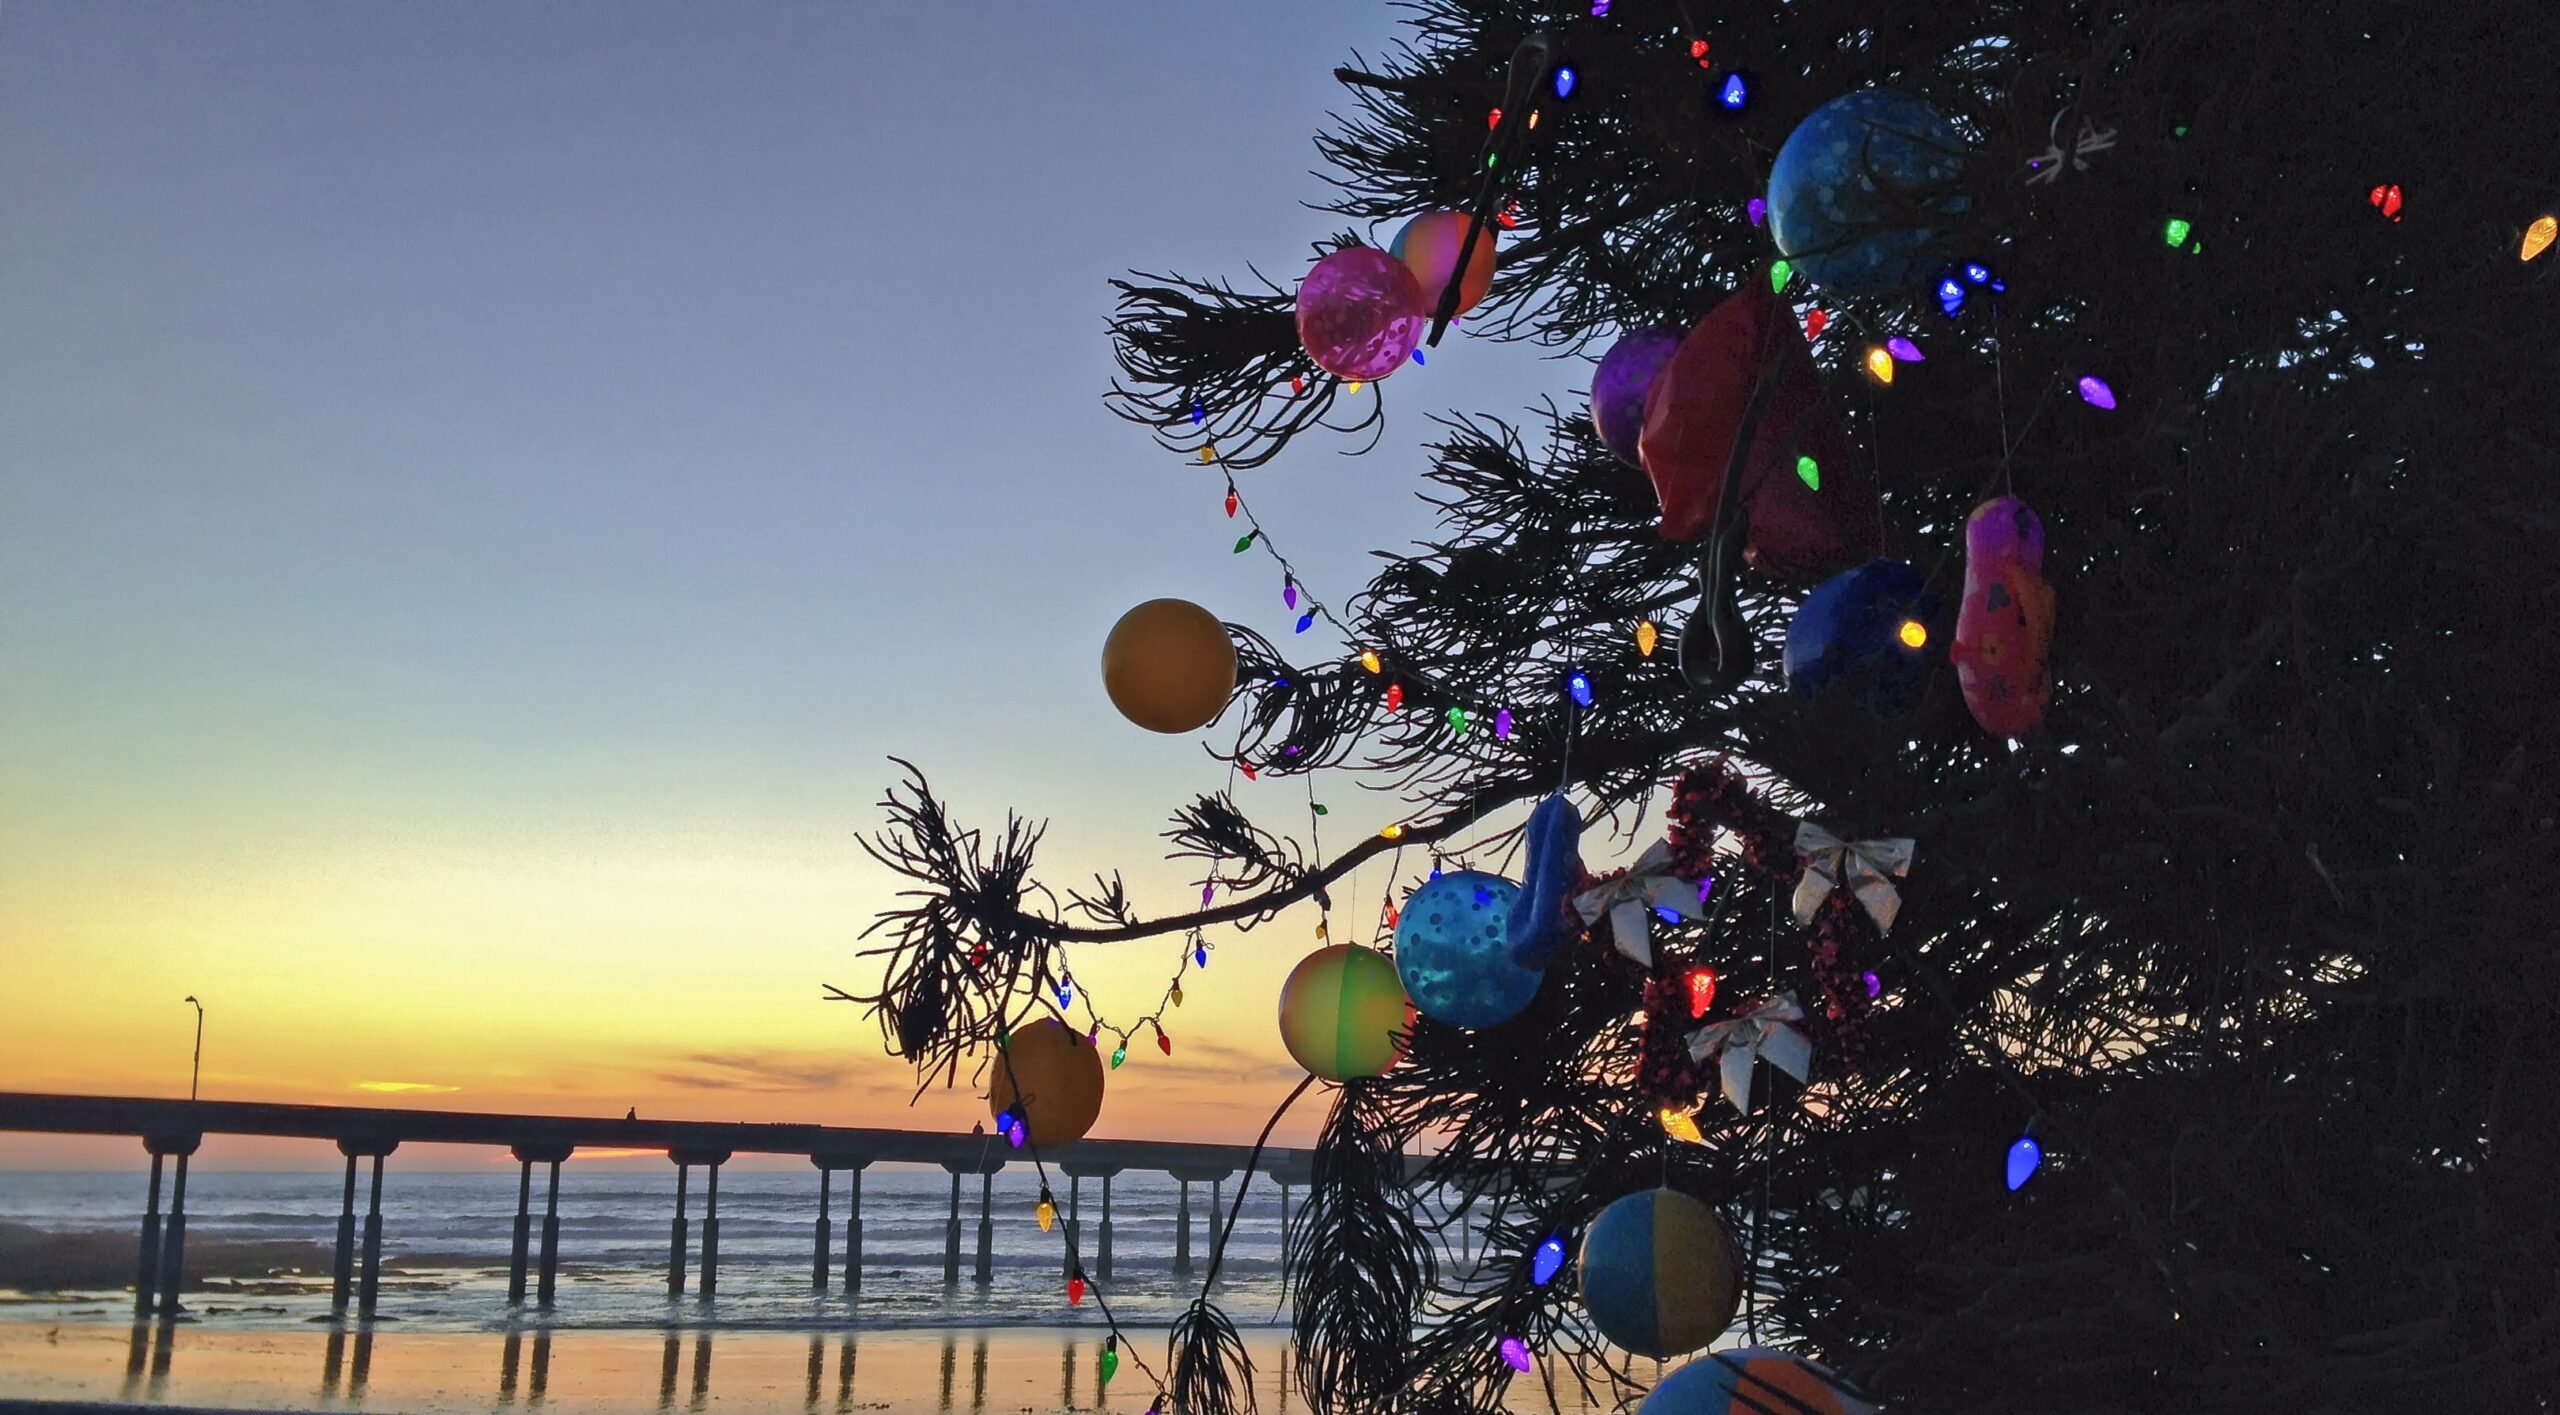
[[625, 1107, 638, 1121]]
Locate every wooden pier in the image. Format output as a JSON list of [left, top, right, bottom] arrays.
[[0, 1091, 1324, 1316]]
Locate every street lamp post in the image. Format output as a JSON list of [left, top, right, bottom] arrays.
[[183, 996, 203, 1101]]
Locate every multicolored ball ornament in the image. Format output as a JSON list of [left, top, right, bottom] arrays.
[[1296, 246, 1429, 381], [1577, 1188, 1741, 1358], [1389, 210, 1497, 320], [987, 1018, 1106, 1148], [1638, 282, 1874, 581], [1590, 327, 1682, 469], [1506, 794, 1583, 969], [1952, 496, 2055, 739], [1277, 945, 1414, 1082], [1638, 1350, 1875, 1415], [1783, 558, 1943, 716], [1394, 870, 1541, 1029], [1766, 89, 1971, 297], [1101, 598, 1237, 734]]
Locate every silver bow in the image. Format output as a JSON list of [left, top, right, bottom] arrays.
[[1793, 822, 1915, 934], [1686, 993, 1813, 1115], [1572, 840, 1705, 968]]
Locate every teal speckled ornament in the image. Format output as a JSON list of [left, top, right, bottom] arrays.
[[1766, 90, 1970, 297]]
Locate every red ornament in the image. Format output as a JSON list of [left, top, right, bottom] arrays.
[[1636, 282, 1874, 581], [1067, 1273, 1087, 1306]]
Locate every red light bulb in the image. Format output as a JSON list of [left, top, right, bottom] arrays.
[[1067, 1274, 1087, 1306], [1687, 967, 1718, 1019], [1384, 683, 1405, 712], [1805, 309, 1828, 339], [1157, 1030, 1173, 1056], [1223, 489, 1238, 518]]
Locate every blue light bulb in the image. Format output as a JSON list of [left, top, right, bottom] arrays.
[[1937, 278, 1966, 317], [1530, 1234, 1566, 1285], [1195, 943, 1208, 967], [1552, 65, 1577, 100], [1411, 348, 1426, 366], [1718, 73, 1747, 110], [1654, 906, 1681, 926], [1295, 612, 1315, 634], [1963, 262, 1993, 286], [1190, 403, 1205, 426], [2006, 1135, 2043, 1192], [1566, 670, 1594, 709]]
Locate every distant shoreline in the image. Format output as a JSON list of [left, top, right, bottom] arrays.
[[0, 1224, 353, 1294]]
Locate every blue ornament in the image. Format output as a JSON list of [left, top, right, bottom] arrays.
[[1507, 794, 1583, 968], [1395, 870, 1541, 1028], [1765, 90, 1970, 297], [1783, 558, 1943, 716]]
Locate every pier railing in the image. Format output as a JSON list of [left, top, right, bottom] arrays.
[[0, 1090, 1337, 1317]]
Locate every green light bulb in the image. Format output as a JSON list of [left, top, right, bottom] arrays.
[[2164, 217, 2192, 248], [1110, 1045, 1126, 1069], [1100, 1346, 1119, 1384], [1769, 259, 1792, 293], [1796, 455, 1820, 491]]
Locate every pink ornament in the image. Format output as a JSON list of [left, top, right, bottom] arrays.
[[1296, 247, 1428, 381]]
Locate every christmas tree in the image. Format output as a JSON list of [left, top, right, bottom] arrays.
[[847, 2, 2560, 1410]]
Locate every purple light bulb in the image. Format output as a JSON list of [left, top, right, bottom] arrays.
[[1886, 337, 1924, 362], [2077, 375, 2117, 410], [1499, 1337, 1534, 1373]]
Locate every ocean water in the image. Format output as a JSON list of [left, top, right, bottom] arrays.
[[0, 1166, 1475, 1335]]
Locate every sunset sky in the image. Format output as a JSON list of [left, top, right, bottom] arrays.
[[0, 4, 1570, 1167]]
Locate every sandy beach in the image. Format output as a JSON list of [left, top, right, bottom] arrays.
[[0, 1320, 1484, 1415]]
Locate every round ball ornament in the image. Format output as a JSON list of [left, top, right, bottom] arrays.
[[1277, 945, 1414, 1081], [1101, 598, 1237, 734], [1296, 246, 1429, 381], [1389, 210, 1497, 320], [1393, 870, 1541, 1029], [1590, 327, 1681, 469], [987, 1017, 1105, 1148], [1783, 558, 1945, 717], [1577, 1188, 1742, 1358], [1766, 89, 1971, 296], [1639, 1350, 1874, 1415]]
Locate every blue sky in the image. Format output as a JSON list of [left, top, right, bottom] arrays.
[[0, 2, 1571, 1154]]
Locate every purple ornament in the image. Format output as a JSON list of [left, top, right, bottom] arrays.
[[1296, 247, 1428, 381], [1590, 327, 1683, 469], [2076, 374, 2117, 410]]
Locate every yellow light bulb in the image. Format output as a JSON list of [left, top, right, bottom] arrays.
[[1200, 446, 1215, 464], [1897, 619, 1928, 649], [1347, 380, 1364, 394], [1527, 108, 1541, 130], [1035, 1198, 1057, 1233], [1360, 649, 1383, 674], [1170, 982, 1185, 1007], [1658, 1107, 1705, 1145], [1635, 620, 1659, 657], [1380, 822, 1406, 841], [1316, 920, 1330, 941], [1865, 346, 1895, 384], [2525, 215, 2558, 262]]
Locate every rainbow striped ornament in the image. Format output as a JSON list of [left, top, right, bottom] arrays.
[[1638, 1349, 1875, 1415], [1578, 1189, 1741, 1358], [1278, 945, 1414, 1082]]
